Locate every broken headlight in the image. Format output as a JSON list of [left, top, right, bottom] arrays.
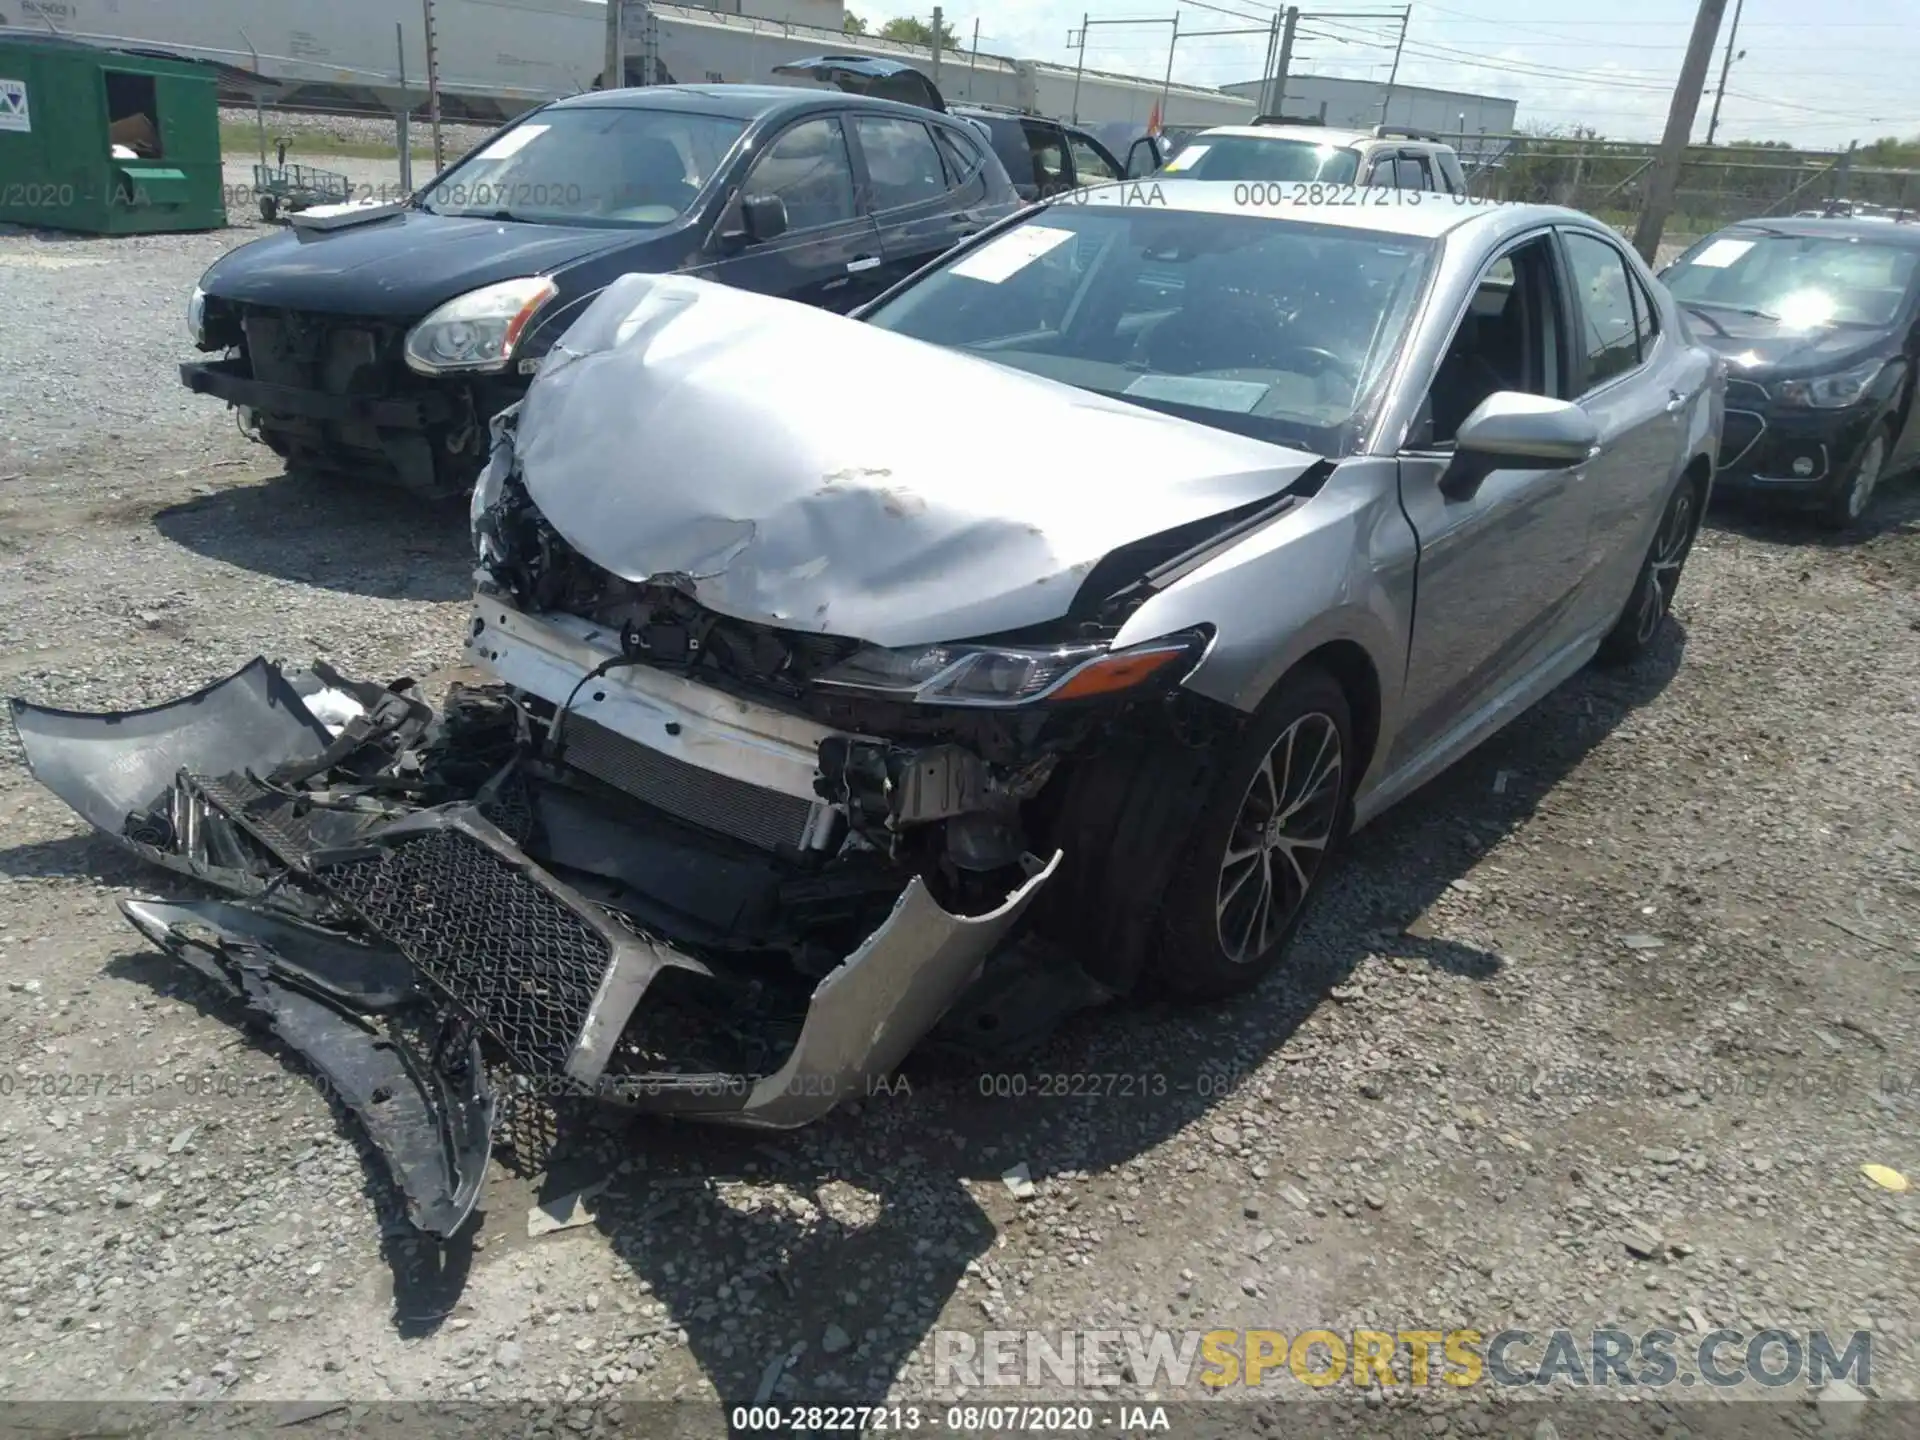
[[405, 276, 559, 376], [814, 633, 1206, 708]]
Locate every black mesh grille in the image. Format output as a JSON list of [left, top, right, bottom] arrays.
[[561, 716, 816, 852], [313, 828, 610, 1077], [477, 768, 535, 847]]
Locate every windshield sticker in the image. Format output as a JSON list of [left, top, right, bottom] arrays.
[[1162, 144, 1208, 172], [1691, 238, 1755, 268], [950, 225, 1078, 283], [1123, 374, 1270, 413], [475, 124, 549, 161]]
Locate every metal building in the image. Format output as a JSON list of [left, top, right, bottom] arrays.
[[1221, 73, 1516, 140]]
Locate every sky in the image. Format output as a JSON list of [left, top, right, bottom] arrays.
[[840, 0, 1918, 147]]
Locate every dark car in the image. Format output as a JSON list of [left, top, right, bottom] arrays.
[[948, 104, 1128, 200], [763, 55, 1129, 200], [1659, 217, 1920, 528], [183, 80, 1019, 496]]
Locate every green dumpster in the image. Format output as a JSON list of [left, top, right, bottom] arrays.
[[0, 34, 226, 234]]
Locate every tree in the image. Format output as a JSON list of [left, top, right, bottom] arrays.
[[843, 12, 868, 33], [879, 15, 959, 48]]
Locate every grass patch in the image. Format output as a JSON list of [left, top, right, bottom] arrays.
[[219, 121, 399, 162]]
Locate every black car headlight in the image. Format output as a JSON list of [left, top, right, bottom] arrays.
[[405, 276, 558, 376], [814, 632, 1208, 708], [1772, 358, 1885, 410]]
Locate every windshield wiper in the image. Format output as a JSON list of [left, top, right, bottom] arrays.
[[1678, 302, 1730, 337], [1684, 299, 1780, 321]]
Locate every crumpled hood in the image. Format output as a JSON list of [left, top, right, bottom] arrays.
[[508, 271, 1324, 648]]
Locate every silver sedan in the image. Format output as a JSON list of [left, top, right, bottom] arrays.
[[812, 183, 1729, 996], [11, 183, 1727, 1202]]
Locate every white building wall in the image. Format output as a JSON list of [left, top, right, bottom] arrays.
[[1223, 74, 1516, 137]]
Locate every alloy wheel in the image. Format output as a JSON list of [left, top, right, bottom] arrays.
[[1633, 487, 1696, 646], [1215, 712, 1343, 964], [1846, 433, 1887, 520]]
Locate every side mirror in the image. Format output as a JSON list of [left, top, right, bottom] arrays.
[[1125, 138, 1159, 179], [740, 193, 789, 244], [1441, 392, 1599, 499]]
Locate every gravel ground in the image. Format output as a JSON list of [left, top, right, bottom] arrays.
[[1, 206, 1917, 1435]]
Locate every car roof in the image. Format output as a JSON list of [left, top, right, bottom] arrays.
[[1192, 124, 1399, 149], [1054, 179, 1579, 242], [1714, 216, 1920, 249], [546, 83, 948, 124]]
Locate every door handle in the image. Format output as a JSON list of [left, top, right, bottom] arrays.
[[1665, 389, 1687, 414], [847, 255, 881, 274]]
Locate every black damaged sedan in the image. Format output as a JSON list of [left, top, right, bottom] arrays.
[[1659, 217, 1920, 529], [183, 82, 1017, 497]]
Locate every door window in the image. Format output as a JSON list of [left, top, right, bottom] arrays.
[[1069, 134, 1120, 184], [933, 126, 989, 201], [851, 116, 947, 211], [741, 116, 857, 231], [1393, 153, 1433, 189], [1025, 123, 1069, 194], [1562, 230, 1644, 390], [1417, 236, 1564, 447]]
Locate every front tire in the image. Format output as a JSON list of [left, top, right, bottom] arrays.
[[1596, 474, 1699, 667], [1153, 667, 1354, 1000], [1819, 421, 1892, 532]]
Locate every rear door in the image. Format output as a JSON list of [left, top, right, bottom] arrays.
[[1555, 226, 1691, 621], [698, 112, 884, 313], [848, 112, 980, 288]]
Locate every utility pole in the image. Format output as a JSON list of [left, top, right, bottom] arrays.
[[966, 17, 979, 101], [1379, 6, 1409, 125], [1070, 14, 1088, 125], [423, 0, 443, 173], [1257, 11, 1278, 115], [1704, 0, 1744, 146], [603, 0, 624, 89], [1631, 0, 1727, 263], [1159, 11, 1179, 125], [1270, 7, 1298, 117], [396, 23, 412, 191], [930, 5, 943, 86]]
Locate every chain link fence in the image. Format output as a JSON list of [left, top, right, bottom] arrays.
[[1442, 134, 1920, 252]]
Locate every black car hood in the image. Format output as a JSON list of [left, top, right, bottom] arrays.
[[1682, 308, 1893, 379], [200, 208, 659, 317]]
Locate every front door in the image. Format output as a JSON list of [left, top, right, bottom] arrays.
[[1390, 230, 1594, 769], [698, 113, 883, 314]]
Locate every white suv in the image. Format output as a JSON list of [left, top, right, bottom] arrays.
[[1135, 119, 1471, 195]]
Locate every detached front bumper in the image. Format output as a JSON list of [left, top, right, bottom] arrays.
[[8, 655, 1058, 1236]]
